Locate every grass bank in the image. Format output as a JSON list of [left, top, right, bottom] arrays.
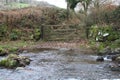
[[0, 41, 39, 55]]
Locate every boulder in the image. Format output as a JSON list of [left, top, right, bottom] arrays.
[[103, 54, 120, 61], [96, 56, 104, 62], [115, 56, 120, 63], [115, 48, 120, 54], [103, 47, 120, 61], [111, 55, 119, 61], [0, 54, 31, 69]]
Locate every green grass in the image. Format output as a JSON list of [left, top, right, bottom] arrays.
[[0, 41, 35, 53], [9, 2, 30, 9], [0, 41, 36, 48]]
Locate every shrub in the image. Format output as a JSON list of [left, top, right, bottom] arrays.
[[10, 33, 18, 41], [0, 24, 8, 40], [33, 28, 41, 41], [110, 39, 120, 49], [110, 6, 120, 29], [89, 25, 119, 42], [9, 29, 21, 41], [88, 5, 120, 29]]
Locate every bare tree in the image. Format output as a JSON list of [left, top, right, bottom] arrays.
[[5, 0, 8, 4]]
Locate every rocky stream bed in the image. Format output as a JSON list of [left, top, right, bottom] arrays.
[[0, 48, 120, 80]]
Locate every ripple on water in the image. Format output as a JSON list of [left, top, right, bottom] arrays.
[[62, 78, 80, 80]]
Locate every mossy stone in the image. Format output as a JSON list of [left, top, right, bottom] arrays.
[[0, 54, 31, 69], [0, 48, 8, 56]]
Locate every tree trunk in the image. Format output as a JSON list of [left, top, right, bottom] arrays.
[[6, 0, 8, 4], [67, 2, 70, 20]]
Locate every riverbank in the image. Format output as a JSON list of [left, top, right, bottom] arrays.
[[0, 41, 34, 55], [0, 40, 90, 55]]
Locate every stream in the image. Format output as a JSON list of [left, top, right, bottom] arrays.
[[0, 48, 120, 80]]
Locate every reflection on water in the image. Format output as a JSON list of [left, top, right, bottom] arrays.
[[0, 48, 120, 80]]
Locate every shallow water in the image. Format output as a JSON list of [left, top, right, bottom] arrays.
[[0, 48, 120, 80]]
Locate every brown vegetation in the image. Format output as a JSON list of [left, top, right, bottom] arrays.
[[0, 7, 80, 41]]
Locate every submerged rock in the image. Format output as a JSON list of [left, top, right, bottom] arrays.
[[96, 56, 104, 62], [0, 54, 31, 69], [16, 67, 25, 71]]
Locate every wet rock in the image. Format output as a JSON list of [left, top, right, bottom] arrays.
[[22, 50, 28, 53], [111, 55, 119, 61], [105, 55, 118, 60], [18, 48, 24, 53], [96, 56, 104, 62], [0, 54, 31, 69], [108, 55, 120, 71], [115, 48, 120, 54], [107, 48, 120, 55], [106, 54, 120, 62], [109, 63, 120, 71], [16, 67, 25, 70], [115, 56, 120, 63]]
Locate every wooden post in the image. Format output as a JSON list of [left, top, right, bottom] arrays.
[[67, 2, 70, 20]]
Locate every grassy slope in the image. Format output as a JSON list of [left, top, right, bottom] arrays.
[[0, 41, 34, 53], [0, 7, 81, 53]]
